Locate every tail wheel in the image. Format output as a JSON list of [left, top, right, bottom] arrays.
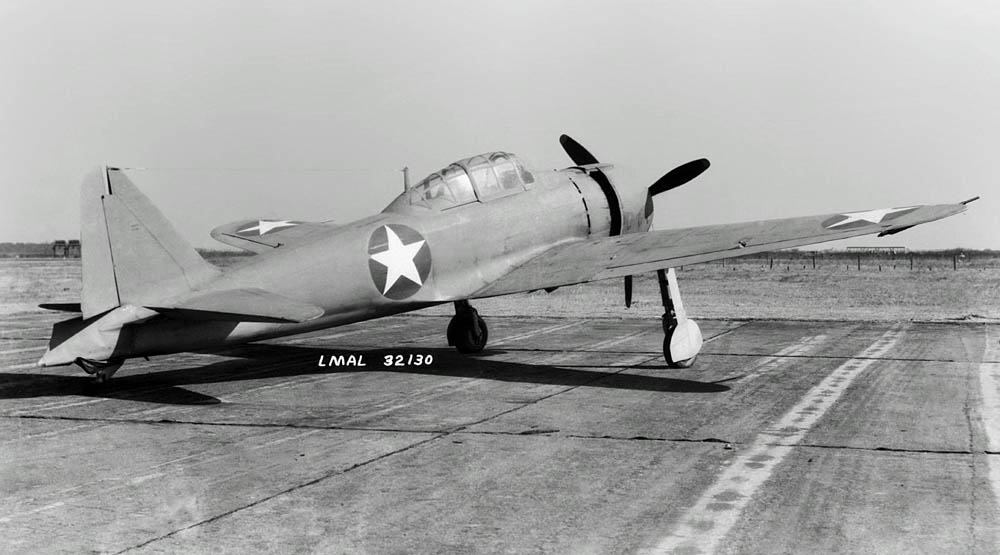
[[75, 357, 124, 382], [448, 313, 488, 354]]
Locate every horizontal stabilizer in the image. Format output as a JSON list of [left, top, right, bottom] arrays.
[[149, 288, 325, 323], [210, 219, 337, 253], [39, 303, 82, 313]]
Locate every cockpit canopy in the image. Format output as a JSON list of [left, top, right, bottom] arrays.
[[387, 152, 535, 212]]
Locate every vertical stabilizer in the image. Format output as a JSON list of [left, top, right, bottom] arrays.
[[80, 167, 220, 319]]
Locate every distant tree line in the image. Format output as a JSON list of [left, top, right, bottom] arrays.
[[0, 242, 53, 257]]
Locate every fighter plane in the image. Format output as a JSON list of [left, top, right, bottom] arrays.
[[37, 135, 975, 382]]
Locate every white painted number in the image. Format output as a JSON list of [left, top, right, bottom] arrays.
[[383, 354, 434, 367]]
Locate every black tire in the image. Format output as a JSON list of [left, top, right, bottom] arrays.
[[449, 314, 488, 354], [663, 334, 696, 368]]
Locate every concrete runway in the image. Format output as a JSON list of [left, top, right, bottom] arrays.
[[2, 312, 999, 554]]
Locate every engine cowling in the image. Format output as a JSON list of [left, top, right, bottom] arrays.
[[568, 173, 613, 237]]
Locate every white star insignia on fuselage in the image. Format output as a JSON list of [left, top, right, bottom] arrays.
[[369, 226, 426, 294], [827, 207, 915, 228], [237, 220, 298, 235]]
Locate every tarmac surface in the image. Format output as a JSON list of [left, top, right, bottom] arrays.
[[2, 312, 999, 554]]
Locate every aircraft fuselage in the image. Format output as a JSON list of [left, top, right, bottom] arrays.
[[57, 166, 650, 363]]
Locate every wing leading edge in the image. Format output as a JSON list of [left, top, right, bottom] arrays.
[[472, 202, 970, 298]]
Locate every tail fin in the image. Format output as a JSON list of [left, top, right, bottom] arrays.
[[80, 167, 220, 318]]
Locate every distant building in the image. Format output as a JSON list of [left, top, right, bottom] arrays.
[[846, 246, 906, 254], [52, 239, 81, 258]]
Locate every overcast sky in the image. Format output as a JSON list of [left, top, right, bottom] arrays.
[[2, 1, 996, 249]]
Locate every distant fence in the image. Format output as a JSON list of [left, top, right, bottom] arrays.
[[845, 246, 907, 254], [683, 251, 1000, 271]]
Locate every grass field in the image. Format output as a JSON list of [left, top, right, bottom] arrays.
[[2, 256, 997, 322]]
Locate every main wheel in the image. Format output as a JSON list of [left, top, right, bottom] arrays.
[[448, 313, 488, 354], [663, 331, 697, 368]]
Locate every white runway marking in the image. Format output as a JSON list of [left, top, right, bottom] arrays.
[[1, 427, 302, 523], [1, 313, 49, 322], [644, 325, 907, 555], [22, 397, 108, 411], [0, 345, 47, 356], [977, 325, 1000, 510], [528, 329, 654, 368], [406, 319, 651, 348], [0, 326, 53, 335], [489, 320, 586, 346], [0, 501, 65, 523], [129, 472, 165, 486], [279, 321, 412, 346], [0, 422, 97, 445], [589, 328, 652, 350], [6, 361, 42, 370], [217, 368, 354, 402], [340, 330, 657, 425], [253, 428, 323, 449], [730, 334, 828, 383]]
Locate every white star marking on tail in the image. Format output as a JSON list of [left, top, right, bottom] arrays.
[[827, 207, 914, 228], [370, 226, 426, 294], [237, 220, 298, 235]]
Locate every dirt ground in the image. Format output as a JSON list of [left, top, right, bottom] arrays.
[[1, 257, 997, 321]]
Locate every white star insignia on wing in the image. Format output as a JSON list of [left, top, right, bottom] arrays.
[[827, 207, 914, 228], [370, 226, 426, 294], [237, 220, 298, 235]]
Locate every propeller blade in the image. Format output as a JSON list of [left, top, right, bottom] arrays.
[[624, 275, 633, 308], [559, 134, 599, 166], [648, 158, 710, 196]]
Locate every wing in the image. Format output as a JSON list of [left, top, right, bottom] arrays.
[[210, 219, 339, 253], [472, 201, 971, 298]]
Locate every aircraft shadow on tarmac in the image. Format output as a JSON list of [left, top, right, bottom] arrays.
[[0, 344, 729, 406]]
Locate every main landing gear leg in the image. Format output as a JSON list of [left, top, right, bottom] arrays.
[[447, 299, 488, 354], [75, 357, 124, 383], [657, 268, 703, 368]]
